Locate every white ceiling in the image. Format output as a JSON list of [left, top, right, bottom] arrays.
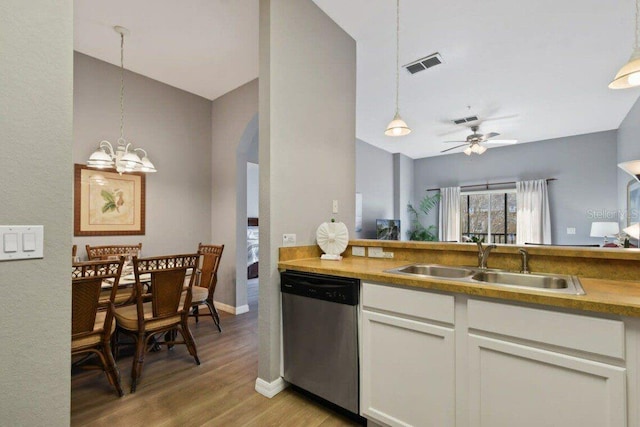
[[75, 0, 640, 159]]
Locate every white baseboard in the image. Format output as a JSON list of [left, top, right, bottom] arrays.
[[255, 377, 287, 398], [214, 301, 249, 315]]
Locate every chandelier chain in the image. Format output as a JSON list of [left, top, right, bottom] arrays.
[[395, 0, 400, 114], [119, 32, 125, 143]]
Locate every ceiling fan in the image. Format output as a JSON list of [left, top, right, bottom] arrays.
[[440, 125, 518, 155]]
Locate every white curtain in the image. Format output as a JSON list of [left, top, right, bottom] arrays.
[[516, 179, 551, 244], [439, 187, 461, 242]]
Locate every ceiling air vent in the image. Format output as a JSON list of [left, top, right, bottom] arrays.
[[404, 52, 443, 75], [451, 115, 479, 125]]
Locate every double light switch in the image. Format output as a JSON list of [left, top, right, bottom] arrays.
[[0, 225, 44, 261]]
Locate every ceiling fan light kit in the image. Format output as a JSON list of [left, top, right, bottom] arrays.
[[609, 0, 640, 89], [385, 0, 411, 137], [441, 125, 516, 155]]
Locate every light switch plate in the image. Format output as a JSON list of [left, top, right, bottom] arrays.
[[567, 227, 576, 235], [0, 225, 44, 261]]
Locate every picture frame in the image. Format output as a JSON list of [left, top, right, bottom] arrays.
[[74, 164, 146, 236], [627, 179, 640, 226]]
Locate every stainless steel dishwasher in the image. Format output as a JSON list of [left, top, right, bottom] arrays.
[[281, 270, 360, 415]]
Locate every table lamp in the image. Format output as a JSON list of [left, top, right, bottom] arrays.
[[590, 222, 620, 245], [624, 223, 640, 242]]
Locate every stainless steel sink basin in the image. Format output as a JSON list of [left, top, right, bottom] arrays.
[[471, 271, 585, 294], [385, 263, 585, 295], [391, 264, 475, 278]]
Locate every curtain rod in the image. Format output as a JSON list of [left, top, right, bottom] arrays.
[[426, 178, 557, 192]]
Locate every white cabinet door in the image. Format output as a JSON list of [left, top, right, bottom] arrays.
[[468, 334, 627, 427], [361, 310, 455, 427]]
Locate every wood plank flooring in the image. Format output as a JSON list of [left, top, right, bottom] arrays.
[[71, 279, 360, 426]]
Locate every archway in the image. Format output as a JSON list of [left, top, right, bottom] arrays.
[[234, 113, 259, 312]]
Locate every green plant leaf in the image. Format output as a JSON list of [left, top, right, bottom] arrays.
[[102, 201, 116, 213], [101, 189, 115, 204]]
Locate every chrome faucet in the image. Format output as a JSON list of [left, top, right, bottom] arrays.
[[477, 241, 497, 269], [519, 248, 530, 274]]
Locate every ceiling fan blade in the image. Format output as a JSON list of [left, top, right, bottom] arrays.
[[483, 139, 518, 145], [443, 140, 467, 143], [482, 132, 500, 140], [480, 114, 520, 123], [441, 144, 468, 153]]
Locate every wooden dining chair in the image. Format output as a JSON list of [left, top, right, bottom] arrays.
[[112, 253, 200, 393], [72, 258, 125, 397], [86, 243, 142, 261], [190, 243, 224, 332]]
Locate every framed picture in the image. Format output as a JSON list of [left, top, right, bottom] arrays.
[[627, 179, 640, 226], [74, 164, 146, 236]]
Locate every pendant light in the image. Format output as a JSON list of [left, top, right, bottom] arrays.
[[385, 0, 411, 136], [618, 160, 640, 181], [609, 0, 640, 89], [87, 26, 157, 174]]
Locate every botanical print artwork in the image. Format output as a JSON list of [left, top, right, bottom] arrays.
[[89, 176, 135, 225], [75, 164, 145, 236]]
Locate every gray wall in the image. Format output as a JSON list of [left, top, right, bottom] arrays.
[[247, 162, 260, 218], [413, 130, 618, 245], [211, 79, 258, 310], [259, 0, 356, 382], [356, 139, 394, 238], [73, 52, 213, 257], [617, 95, 640, 227], [394, 152, 414, 241], [0, 1, 72, 424]]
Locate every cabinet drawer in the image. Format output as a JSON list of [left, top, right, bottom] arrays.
[[363, 282, 454, 324], [468, 299, 625, 359]]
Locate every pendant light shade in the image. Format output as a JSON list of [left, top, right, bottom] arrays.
[[385, 0, 411, 137], [618, 160, 640, 181], [610, 0, 640, 89], [385, 112, 411, 136]]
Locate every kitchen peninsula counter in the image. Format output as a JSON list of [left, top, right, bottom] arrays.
[[278, 241, 640, 318]]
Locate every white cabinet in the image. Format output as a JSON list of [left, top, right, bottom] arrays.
[[359, 283, 630, 427], [467, 299, 627, 427], [361, 283, 455, 427], [468, 334, 626, 427]]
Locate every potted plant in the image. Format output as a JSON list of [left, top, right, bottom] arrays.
[[407, 192, 441, 241]]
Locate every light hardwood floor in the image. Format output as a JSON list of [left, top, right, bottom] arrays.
[[71, 279, 360, 426]]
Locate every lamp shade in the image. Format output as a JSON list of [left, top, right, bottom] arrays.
[[590, 222, 620, 237], [618, 160, 640, 181], [609, 48, 640, 89], [385, 112, 411, 136], [624, 223, 640, 240]]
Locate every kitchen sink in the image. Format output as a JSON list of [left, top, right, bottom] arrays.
[[385, 264, 585, 295], [391, 264, 475, 278], [470, 271, 585, 295]]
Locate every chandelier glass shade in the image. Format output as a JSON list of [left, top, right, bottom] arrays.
[[87, 26, 156, 174]]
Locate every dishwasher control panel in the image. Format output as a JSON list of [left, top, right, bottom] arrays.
[[280, 271, 359, 305]]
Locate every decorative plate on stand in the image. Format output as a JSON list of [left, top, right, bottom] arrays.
[[316, 221, 349, 260]]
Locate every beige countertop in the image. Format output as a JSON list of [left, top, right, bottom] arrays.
[[278, 256, 640, 318]]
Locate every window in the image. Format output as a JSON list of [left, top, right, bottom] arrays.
[[460, 190, 517, 244]]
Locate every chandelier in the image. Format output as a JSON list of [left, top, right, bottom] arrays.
[[87, 26, 156, 174]]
